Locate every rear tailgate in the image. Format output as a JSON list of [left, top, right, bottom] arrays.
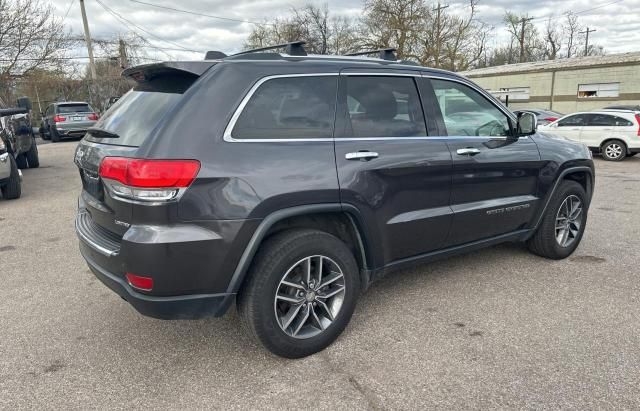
[[75, 61, 214, 240]]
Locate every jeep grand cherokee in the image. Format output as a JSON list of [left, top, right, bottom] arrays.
[[75, 43, 594, 358]]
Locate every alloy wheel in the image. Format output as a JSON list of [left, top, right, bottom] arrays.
[[605, 143, 623, 159], [274, 255, 346, 339], [555, 195, 583, 248]]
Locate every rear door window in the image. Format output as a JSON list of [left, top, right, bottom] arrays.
[[231, 76, 338, 140], [340, 76, 427, 137], [57, 104, 92, 114], [557, 114, 586, 127]]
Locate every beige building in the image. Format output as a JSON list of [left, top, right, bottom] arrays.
[[460, 52, 640, 114]]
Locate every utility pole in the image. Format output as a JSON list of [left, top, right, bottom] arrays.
[[118, 38, 128, 69], [518, 16, 534, 63], [432, 3, 449, 68], [79, 0, 97, 80], [579, 27, 596, 56]]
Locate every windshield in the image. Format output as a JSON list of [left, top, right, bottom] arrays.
[[57, 104, 92, 113], [85, 89, 183, 147]]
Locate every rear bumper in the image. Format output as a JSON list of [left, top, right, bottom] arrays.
[[80, 244, 233, 319], [74, 199, 254, 319], [54, 124, 93, 137]]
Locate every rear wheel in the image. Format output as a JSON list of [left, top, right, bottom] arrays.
[[238, 229, 360, 358], [1, 155, 21, 199], [601, 140, 626, 161], [25, 137, 39, 168], [527, 180, 587, 259]]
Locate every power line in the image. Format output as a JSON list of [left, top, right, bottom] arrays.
[[129, 0, 269, 26], [530, 0, 625, 21], [95, 0, 203, 54], [62, 0, 76, 20]]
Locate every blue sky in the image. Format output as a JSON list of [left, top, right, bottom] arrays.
[[53, 0, 640, 63]]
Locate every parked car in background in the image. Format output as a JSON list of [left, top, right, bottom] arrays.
[[539, 110, 640, 161], [513, 109, 563, 126], [0, 97, 39, 169], [603, 104, 640, 111], [40, 102, 98, 142], [74, 45, 594, 358]]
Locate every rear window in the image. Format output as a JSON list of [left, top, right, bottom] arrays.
[[85, 71, 196, 147], [57, 104, 92, 114]]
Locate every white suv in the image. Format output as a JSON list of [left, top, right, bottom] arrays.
[[539, 110, 640, 161]]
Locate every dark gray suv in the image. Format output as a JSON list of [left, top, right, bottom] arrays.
[[74, 43, 595, 358]]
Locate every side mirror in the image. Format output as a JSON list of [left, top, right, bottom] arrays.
[[17, 96, 32, 111], [517, 112, 537, 136]]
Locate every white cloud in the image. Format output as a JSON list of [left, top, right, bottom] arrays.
[[54, 0, 640, 63]]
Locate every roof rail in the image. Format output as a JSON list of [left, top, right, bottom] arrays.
[[233, 41, 307, 57], [204, 51, 228, 60], [345, 48, 397, 61]]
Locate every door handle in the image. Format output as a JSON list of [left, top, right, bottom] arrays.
[[346, 151, 379, 161], [456, 148, 481, 156]]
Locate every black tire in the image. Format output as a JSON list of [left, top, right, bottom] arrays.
[[40, 127, 50, 140], [527, 180, 588, 259], [50, 126, 61, 143], [237, 229, 360, 358], [601, 139, 626, 161], [15, 153, 28, 169], [1, 155, 21, 199], [25, 138, 39, 168]]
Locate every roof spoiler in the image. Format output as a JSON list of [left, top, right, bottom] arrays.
[[122, 61, 215, 83]]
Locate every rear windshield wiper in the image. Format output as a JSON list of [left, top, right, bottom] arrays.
[[88, 127, 119, 138]]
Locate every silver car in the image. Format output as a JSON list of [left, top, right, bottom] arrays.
[[41, 102, 98, 143]]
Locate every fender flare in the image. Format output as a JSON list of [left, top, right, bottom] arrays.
[[531, 165, 594, 232], [224, 203, 371, 297]]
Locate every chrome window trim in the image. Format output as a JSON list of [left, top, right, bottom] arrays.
[[223, 71, 522, 143]]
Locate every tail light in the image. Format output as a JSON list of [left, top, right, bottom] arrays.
[[546, 117, 558, 122], [99, 157, 200, 202], [88, 113, 99, 121], [635, 114, 640, 136], [125, 273, 153, 291], [53, 115, 66, 123]]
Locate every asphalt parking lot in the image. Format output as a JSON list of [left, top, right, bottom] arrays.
[[1, 139, 639, 409]]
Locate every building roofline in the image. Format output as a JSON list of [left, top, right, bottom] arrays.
[[460, 52, 640, 78]]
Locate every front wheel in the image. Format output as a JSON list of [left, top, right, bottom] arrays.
[[527, 180, 588, 259], [601, 140, 626, 161], [238, 229, 360, 358], [15, 153, 28, 169], [1, 155, 21, 199]]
